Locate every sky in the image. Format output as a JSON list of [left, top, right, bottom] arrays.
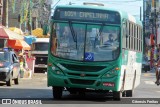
[[51, 0, 143, 19]]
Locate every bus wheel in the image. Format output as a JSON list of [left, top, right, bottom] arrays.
[[113, 91, 122, 100], [52, 86, 63, 99], [126, 90, 133, 97]]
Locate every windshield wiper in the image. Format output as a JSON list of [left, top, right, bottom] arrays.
[[69, 21, 77, 42], [68, 21, 78, 49], [99, 23, 105, 36]]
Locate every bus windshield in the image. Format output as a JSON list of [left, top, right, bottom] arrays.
[[51, 22, 120, 61], [32, 42, 49, 51]]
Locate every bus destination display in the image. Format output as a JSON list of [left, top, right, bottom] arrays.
[[54, 8, 120, 24]]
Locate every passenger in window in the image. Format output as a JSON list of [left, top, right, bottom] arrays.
[[104, 33, 114, 45]]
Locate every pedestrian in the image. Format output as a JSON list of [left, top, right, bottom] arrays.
[[19, 55, 25, 78]]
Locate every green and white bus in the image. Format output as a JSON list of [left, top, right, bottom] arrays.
[[47, 3, 143, 100]]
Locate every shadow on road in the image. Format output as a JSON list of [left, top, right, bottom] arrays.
[[0, 87, 119, 103]]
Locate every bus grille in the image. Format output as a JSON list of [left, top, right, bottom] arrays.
[[69, 79, 95, 85], [67, 73, 99, 77], [61, 63, 105, 72], [35, 56, 48, 64]]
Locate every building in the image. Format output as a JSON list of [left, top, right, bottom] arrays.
[[2, 0, 51, 33], [0, 0, 3, 24], [143, 0, 160, 68]]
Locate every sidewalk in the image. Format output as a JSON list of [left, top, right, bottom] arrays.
[[18, 73, 48, 89]]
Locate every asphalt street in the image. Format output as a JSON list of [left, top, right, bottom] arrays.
[[0, 72, 160, 105]]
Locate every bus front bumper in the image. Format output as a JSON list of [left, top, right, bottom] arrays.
[[47, 72, 119, 91]]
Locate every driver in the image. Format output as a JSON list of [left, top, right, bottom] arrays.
[[104, 33, 114, 45]]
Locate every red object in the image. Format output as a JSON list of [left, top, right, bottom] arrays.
[[150, 34, 154, 46], [7, 39, 31, 50], [0, 25, 9, 39]]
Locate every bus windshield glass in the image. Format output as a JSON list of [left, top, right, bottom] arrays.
[[51, 23, 120, 61], [32, 43, 49, 51]]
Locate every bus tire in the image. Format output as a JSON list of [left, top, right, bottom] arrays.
[[52, 86, 63, 99], [126, 90, 133, 97], [113, 91, 122, 100]]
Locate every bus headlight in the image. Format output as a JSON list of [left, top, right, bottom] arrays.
[[50, 65, 64, 75], [52, 66, 56, 70], [103, 67, 120, 78]]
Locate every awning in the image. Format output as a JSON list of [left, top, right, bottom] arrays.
[[4, 28, 24, 40], [8, 39, 31, 50], [9, 27, 24, 35], [0, 26, 8, 39], [0, 25, 24, 40]]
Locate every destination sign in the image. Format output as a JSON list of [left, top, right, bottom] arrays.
[[61, 11, 108, 20], [53, 8, 120, 24]]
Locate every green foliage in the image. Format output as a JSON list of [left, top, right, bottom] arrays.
[[11, 0, 16, 13]]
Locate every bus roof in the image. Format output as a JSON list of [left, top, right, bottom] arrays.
[[54, 5, 142, 26], [33, 38, 49, 43]]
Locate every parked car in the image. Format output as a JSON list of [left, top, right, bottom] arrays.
[[142, 56, 150, 72], [0, 50, 20, 86]]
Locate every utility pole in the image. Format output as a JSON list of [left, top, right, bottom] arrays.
[[143, 0, 146, 54], [154, 0, 157, 45], [2, 0, 8, 27], [2, 0, 6, 26], [6, 0, 8, 28]]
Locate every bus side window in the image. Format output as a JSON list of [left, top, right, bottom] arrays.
[[122, 19, 127, 49]]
